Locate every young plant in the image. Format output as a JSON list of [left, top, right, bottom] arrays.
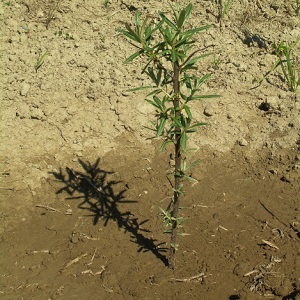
[[257, 39, 300, 92], [35, 50, 47, 72], [117, 3, 219, 269], [296, 0, 300, 15], [218, 0, 232, 22]]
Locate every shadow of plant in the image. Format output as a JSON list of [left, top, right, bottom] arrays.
[[52, 158, 168, 265]]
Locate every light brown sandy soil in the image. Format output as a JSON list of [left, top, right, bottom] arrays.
[[0, 0, 300, 299]]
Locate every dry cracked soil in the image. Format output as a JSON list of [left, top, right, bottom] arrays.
[[0, 0, 300, 299]]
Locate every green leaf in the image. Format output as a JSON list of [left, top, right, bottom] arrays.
[[184, 175, 198, 183], [153, 95, 163, 107], [172, 116, 182, 128], [126, 85, 154, 92], [145, 99, 161, 110], [171, 49, 177, 62], [186, 159, 200, 170], [157, 68, 162, 86], [196, 73, 212, 87], [35, 51, 47, 71], [124, 49, 144, 63], [160, 139, 172, 152], [135, 11, 141, 26], [183, 105, 192, 119], [180, 93, 187, 101], [159, 12, 177, 30], [148, 19, 164, 39], [183, 24, 213, 36], [180, 132, 187, 150], [184, 3, 193, 21], [177, 9, 186, 29], [189, 122, 208, 129], [146, 89, 162, 97], [181, 53, 212, 72], [187, 94, 222, 101], [156, 117, 167, 136], [146, 67, 156, 84]]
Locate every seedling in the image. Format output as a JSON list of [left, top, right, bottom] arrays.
[[256, 39, 300, 92], [35, 50, 47, 72], [205, 0, 232, 26], [102, 0, 110, 8], [218, 0, 232, 22], [45, 0, 61, 29], [55, 30, 74, 40], [117, 3, 220, 268], [296, 0, 300, 15]]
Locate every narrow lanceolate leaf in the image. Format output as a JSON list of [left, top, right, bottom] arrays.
[[135, 11, 141, 26], [171, 49, 177, 62], [146, 89, 162, 97], [159, 12, 177, 31], [145, 99, 161, 110], [183, 105, 192, 119], [196, 73, 212, 87], [187, 94, 221, 101], [184, 3, 193, 21], [156, 117, 167, 137], [126, 85, 154, 92], [160, 139, 172, 152], [117, 27, 139, 43], [176, 9, 186, 29], [189, 122, 208, 129], [35, 51, 47, 71], [124, 49, 144, 63], [153, 95, 164, 110], [183, 24, 213, 36], [180, 132, 187, 150], [183, 53, 212, 69], [172, 116, 182, 128], [186, 159, 200, 170]]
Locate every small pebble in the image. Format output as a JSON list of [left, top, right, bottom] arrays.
[[20, 83, 31, 96], [238, 138, 248, 146]]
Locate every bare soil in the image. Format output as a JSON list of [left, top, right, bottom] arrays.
[[0, 0, 300, 299]]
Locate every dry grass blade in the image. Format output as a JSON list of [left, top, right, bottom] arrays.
[[170, 272, 205, 282], [261, 239, 279, 250]]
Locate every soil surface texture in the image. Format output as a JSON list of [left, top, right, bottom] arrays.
[[1, 0, 300, 299]]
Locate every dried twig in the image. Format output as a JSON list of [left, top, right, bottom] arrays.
[[0, 187, 15, 191], [36, 204, 61, 212], [261, 239, 279, 250], [87, 248, 97, 265], [170, 272, 205, 282], [32, 250, 50, 254], [63, 253, 88, 270], [218, 225, 228, 231]]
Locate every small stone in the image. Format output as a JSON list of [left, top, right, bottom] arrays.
[[20, 83, 31, 96], [281, 174, 291, 183], [233, 262, 252, 277], [204, 105, 215, 117], [70, 236, 78, 244], [238, 138, 248, 146], [274, 278, 293, 296], [30, 108, 45, 120]]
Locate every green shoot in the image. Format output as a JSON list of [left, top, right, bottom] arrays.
[[296, 0, 300, 15], [218, 0, 232, 22], [117, 3, 220, 269], [102, 0, 110, 8], [256, 39, 300, 92], [35, 51, 47, 72]]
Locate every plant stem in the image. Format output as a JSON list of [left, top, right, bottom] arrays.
[[168, 61, 182, 269]]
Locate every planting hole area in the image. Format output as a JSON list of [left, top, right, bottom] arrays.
[[1, 1, 299, 299]]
